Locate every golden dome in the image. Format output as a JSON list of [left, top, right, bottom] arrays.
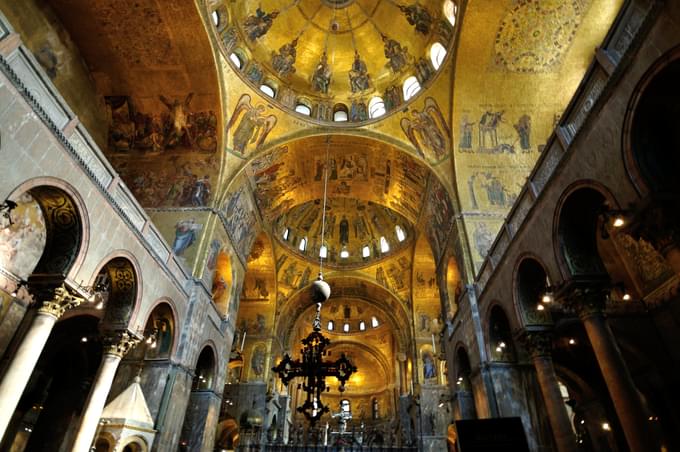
[[210, 0, 457, 123]]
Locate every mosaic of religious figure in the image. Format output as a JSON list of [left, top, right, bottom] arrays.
[[172, 218, 201, 257], [251, 345, 266, 378], [382, 35, 412, 73], [350, 100, 368, 121], [384, 85, 401, 112], [243, 7, 279, 41], [226, 94, 277, 157], [271, 38, 298, 78], [468, 172, 518, 210], [221, 27, 238, 52], [423, 351, 437, 379], [473, 222, 494, 258], [222, 185, 258, 262], [514, 114, 532, 151], [245, 62, 264, 84], [160, 93, 194, 147], [399, 4, 433, 35], [479, 110, 505, 151], [349, 51, 371, 93], [459, 114, 475, 151], [106, 96, 216, 153], [311, 52, 332, 94], [415, 57, 434, 84], [400, 98, 451, 162]]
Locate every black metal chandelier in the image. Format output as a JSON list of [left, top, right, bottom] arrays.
[[272, 303, 357, 425]]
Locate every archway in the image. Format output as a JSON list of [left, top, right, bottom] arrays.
[[487, 306, 516, 362], [179, 345, 219, 452], [515, 257, 552, 327], [0, 315, 101, 451], [453, 347, 476, 420]]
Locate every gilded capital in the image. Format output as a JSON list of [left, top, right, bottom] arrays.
[[37, 284, 88, 318], [104, 330, 141, 358]]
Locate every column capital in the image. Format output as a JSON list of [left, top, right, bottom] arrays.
[[517, 329, 553, 359], [103, 330, 141, 358], [556, 279, 609, 321], [37, 284, 88, 318]]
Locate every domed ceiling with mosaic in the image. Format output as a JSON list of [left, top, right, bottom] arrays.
[[211, 0, 457, 123]]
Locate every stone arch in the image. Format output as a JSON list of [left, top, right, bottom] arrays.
[[140, 301, 177, 359], [4, 178, 89, 279], [514, 256, 553, 327], [87, 256, 139, 332], [485, 304, 517, 362], [623, 45, 680, 196], [553, 182, 619, 280], [192, 344, 217, 391], [453, 344, 477, 420]]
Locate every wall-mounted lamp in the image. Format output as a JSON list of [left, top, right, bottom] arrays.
[[599, 208, 629, 239]]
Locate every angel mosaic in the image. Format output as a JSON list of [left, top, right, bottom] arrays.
[[400, 97, 451, 163], [349, 51, 370, 93], [243, 7, 279, 41], [399, 3, 433, 35], [271, 38, 298, 78], [383, 35, 412, 73], [226, 94, 277, 157], [312, 52, 332, 94]]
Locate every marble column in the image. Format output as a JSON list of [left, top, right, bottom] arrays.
[[71, 330, 141, 452], [0, 285, 87, 441], [565, 286, 653, 452], [520, 330, 577, 452]]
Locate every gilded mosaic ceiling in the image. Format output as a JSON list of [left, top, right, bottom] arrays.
[[209, 0, 458, 123], [273, 198, 414, 269]]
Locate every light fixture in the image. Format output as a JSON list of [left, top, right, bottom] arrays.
[[622, 293, 631, 301], [537, 304, 545, 311], [81, 337, 88, 343], [599, 207, 629, 239], [10, 279, 25, 297], [568, 338, 576, 345], [601, 422, 611, 431], [541, 293, 553, 303], [613, 216, 625, 228]]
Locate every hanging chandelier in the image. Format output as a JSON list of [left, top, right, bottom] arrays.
[[272, 303, 357, 425]]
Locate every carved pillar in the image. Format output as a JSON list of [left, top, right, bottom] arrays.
[[519, 330, 577, 452], [562, 284, 653, 452], [71, 330, 141, 452], [0, 284, 87, 440]]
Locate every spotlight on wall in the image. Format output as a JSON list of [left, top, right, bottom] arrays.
[[599, 207, 629, 239], [0, 199, 17, 227]]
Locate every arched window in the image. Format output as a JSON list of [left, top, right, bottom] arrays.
[[359, 320, 366, 331], [430, 42, 447, 70], [341, 399, 351, 414], [334, 105, 349, 122], [380, 236, 390, 253], [327, 320, 335, 331], [282, 227, 290, 241], [368, 96, 386, 118], [395, 225, 406, 242], [260, 84, 276, 98], [443, 0, 458, 27], [371, 316, 379, 328], [295, 103, 312, 116], [229, 53, 243, 69], [211, 11, 220, 27], [298, 237, 307, 252], [343, 322, 350, 333], [362, 245, 370, 258], [403, 76, 421, 101], [340, 246, 350, 258], [319, 245, 328, 258]]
